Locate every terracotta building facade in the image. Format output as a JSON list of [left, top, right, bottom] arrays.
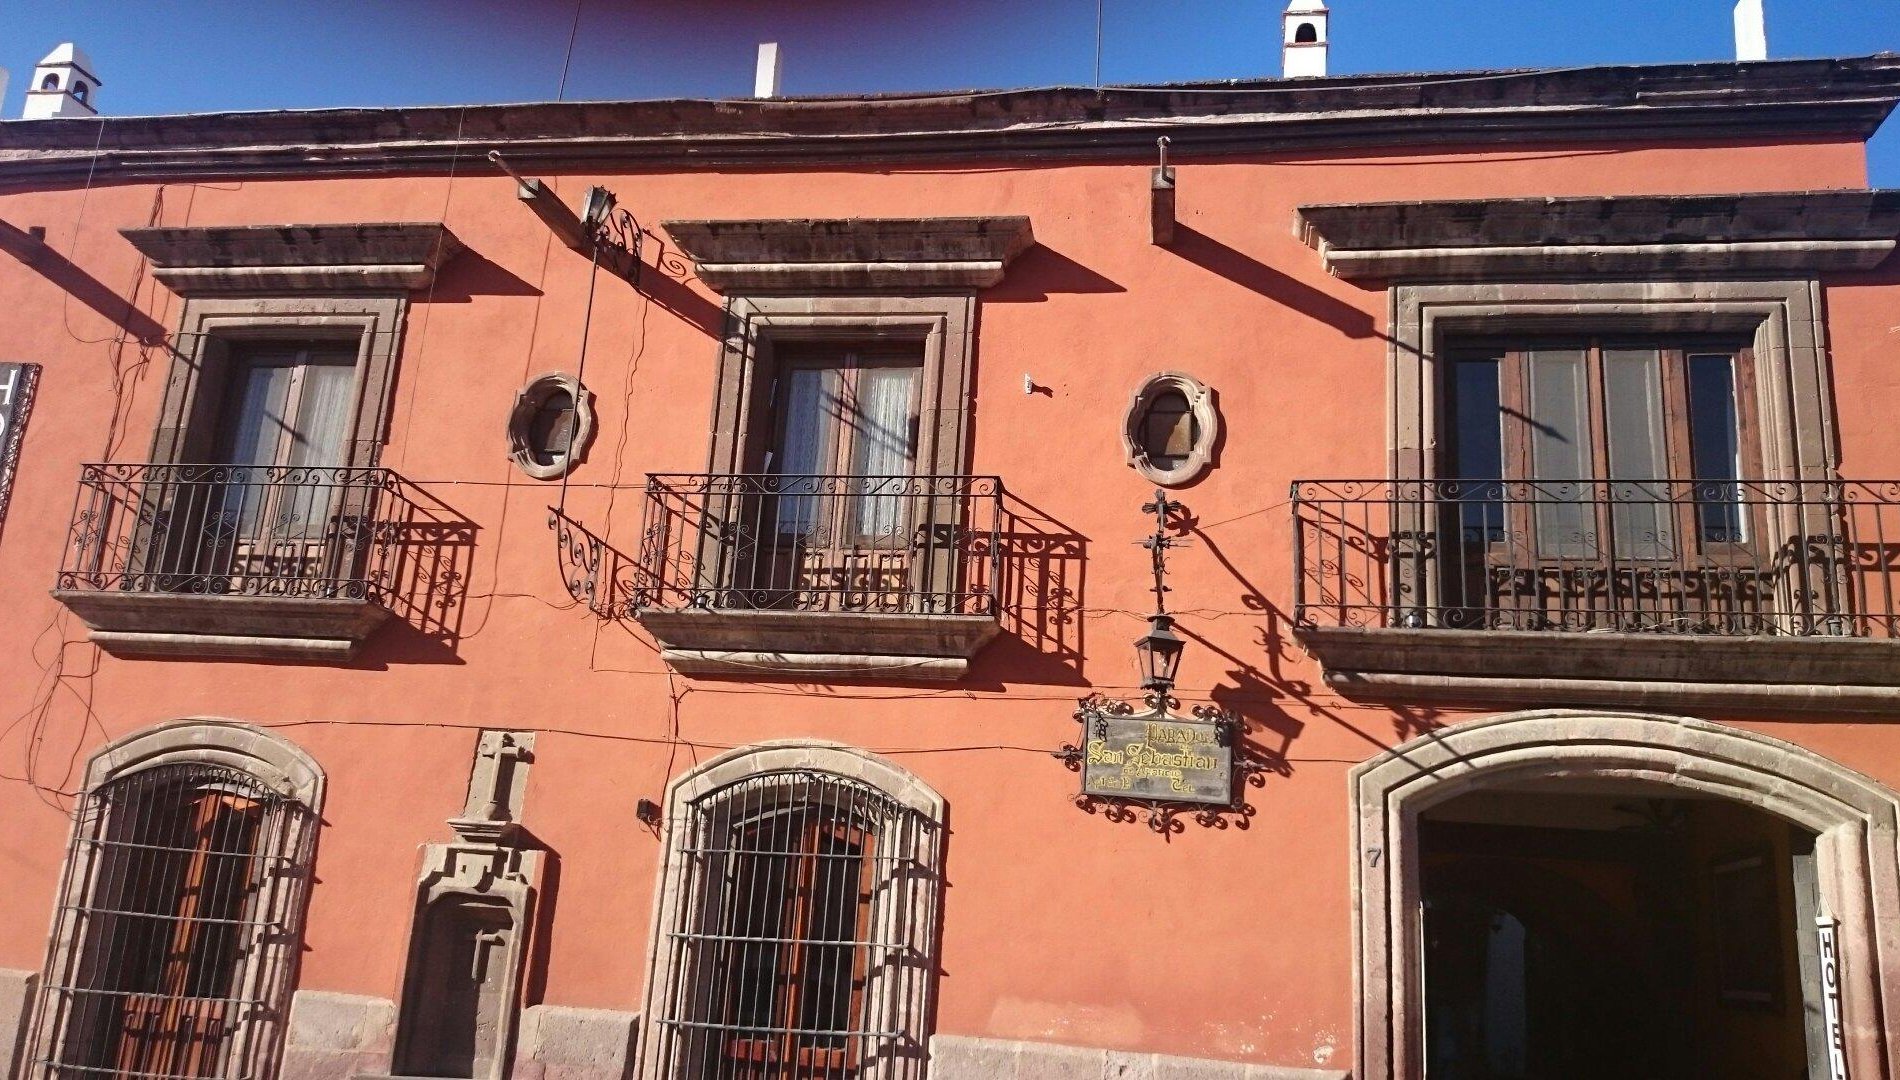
[[2, 54, 1900, 1080]]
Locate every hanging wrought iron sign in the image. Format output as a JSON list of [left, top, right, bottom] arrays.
[[1072, 693, 1236, 805], [1055, 490, 1268, 833]]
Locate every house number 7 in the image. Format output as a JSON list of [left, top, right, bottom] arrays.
[[1366, 848, 1383, 866]]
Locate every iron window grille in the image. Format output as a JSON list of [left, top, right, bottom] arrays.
[[26, 762, 318, 1080], [647, 769, 938, 1080]]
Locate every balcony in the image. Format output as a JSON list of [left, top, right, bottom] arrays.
[[1291, 478, 1900, 713], [627, 473, 1004, 679], [54, 463, 466, 661]]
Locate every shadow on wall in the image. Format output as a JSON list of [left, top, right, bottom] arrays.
[[981, 243, 1127, 302], [643, 233, 727, 337], [426, 247, 544, 302], [1174, 508, 1446, 773], [4, 232, 169, 344], [1169, 224, 1376, 341], [357, 480, 481, 666], [969, 492, 1089, 686]]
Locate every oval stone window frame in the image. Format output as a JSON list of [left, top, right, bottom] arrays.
[[507, 372, 595, 480], [1122, 371, 1220, 487]]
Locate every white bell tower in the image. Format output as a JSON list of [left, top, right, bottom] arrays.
[[22, 43, 101, 120], [1283, 1, 1330, 79]]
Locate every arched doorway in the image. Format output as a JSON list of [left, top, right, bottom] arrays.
[[1352, 710, 1900, 1080], [1420, 784, 1815, 1078]]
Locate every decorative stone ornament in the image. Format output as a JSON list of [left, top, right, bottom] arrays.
[[1122, 372, 1219, 487], [507, 372, 593, 480]]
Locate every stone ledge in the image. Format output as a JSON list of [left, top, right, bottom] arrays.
[[1300, 625, 1900, 714], [120, 223, 464, 297], [637, 608, 998, 681], [52, 591, 392, 662], [929, 1035, 1349, 1080], [662, 217, 1034, 293], [1297, 189, 1900, 279]]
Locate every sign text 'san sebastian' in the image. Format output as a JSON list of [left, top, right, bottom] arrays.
[[1082, 714, 1233, 805], [0, 363, 40, 535]]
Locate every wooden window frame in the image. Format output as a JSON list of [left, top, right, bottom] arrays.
[[1443, 335, 1763, 563]]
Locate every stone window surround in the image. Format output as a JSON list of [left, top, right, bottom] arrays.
[[636, 740, 947, 1080], [1284, 279, 1863, 710], [23, 720, 326, 1080], [1122, 370, 1221, 487], [1388, 278, 1834, 487], [150, 294, 409, 470], [1352, 709, 1900, 1080], [506, 371, 594, 481], [706, 294, 977, 481]]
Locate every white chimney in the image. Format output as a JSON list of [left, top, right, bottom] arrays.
[[1283, 1, 1330, 79], [1734, 0, 1768, 61], [0, 70, 9, 116], [21, 43, 100, 119], [754, 42, 782, 99]]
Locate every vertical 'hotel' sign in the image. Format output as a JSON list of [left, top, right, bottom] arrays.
[[0, 363, 40, 535], [1818, 916, 1849, 1080]]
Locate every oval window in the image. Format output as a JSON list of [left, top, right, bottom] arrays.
[[527, 388, 575, 468], [1123, 373, 1218, 486], [1141, 389, 1197, 470], [508, 374, 593, 480]]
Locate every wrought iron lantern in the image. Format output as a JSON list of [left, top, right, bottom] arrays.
[[1053, 490, 1267, 835], [1134, 613, 1184, 693]]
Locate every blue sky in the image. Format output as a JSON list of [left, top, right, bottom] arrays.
[[3, 0, 1897, 182]]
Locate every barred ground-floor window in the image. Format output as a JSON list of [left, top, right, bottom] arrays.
[[640, 742, 946, 1080], [26, 722, 323, 1080]]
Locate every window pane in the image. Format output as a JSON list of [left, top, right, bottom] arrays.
[[287, 357, 355, 469], [1603, 348, 1674, 560], [1525, 349, 1592, 559], [527, 389, 575, 465], [1141, 390, 1196, 468], [852, 367, 916, 537], [774, 368, 829, 534], [1689, 352, 1745, 542], [1449, 355, 1504, 542]]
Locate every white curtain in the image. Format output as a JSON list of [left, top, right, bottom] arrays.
[[853, 367, 915, 537]]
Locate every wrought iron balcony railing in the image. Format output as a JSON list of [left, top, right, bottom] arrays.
[[1292, 478, 1900, 637], [58, 463, 407, 600], [632, 473, 1004, 616]]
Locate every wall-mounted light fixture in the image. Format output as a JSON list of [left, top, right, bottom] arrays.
[[489, 151, 642, 284]]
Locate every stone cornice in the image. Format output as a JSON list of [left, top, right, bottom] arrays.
[[120, 222, 464, 295], [1297, 189, 1900, 278], [0, 55, 1896, 186], [662, 216, 1034, 291]]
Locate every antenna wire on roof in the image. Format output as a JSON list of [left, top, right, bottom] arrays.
[[557, 0, 584, 100], [1094, 0, 1104, 87]]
